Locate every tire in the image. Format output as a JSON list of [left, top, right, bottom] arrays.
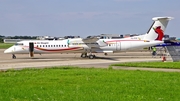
[[89, 55, 94, 59], [81, 54, 87, 58], [12, 55, 16, 59]]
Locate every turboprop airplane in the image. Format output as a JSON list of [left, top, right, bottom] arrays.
[[4, 16, 173, 59]]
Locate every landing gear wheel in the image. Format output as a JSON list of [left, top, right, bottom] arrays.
[[12, 54, 16, 59], [104, 53, 108, 56], [89, 55, 95, 59], [81, 53, 87, 58]]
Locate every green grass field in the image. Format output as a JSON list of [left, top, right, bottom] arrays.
[[0, 43, 14, 49], [1, 67, 180, 101], [111, 62, 180, 69]]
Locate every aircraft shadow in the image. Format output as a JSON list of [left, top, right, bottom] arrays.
[[95, 56, 119, 61], [13, 56, 118, 61]]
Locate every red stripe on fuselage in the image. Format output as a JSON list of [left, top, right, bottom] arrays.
[[34, 47, 82, 52]]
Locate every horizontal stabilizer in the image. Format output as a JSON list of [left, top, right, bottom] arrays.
[[152, 17, 173, 21]]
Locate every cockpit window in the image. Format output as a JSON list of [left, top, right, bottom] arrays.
[[14, 43, 24, 46]]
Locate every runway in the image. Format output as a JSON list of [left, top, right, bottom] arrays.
[[0, 49, 162, 71]]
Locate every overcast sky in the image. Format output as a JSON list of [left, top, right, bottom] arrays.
[[0, 0, 179, 38]]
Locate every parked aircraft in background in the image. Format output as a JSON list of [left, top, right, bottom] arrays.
[[4, 16, 173, 59], [156, 42, 180, 47]]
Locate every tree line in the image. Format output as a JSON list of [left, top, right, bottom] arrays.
[[0, 35, 37, 43]]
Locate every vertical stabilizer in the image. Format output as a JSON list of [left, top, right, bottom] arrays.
[[143, 17, 173, 41]]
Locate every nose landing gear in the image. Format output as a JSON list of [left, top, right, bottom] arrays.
[[12, 54, 16, 59]]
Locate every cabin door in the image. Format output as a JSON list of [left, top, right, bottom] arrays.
[[116, 42, 121, 51], [29, 42, 34, 57]]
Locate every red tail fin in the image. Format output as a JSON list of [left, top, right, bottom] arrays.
[[153, 26, 164, 41]]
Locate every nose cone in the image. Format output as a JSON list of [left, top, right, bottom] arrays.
[[4, 47, 13, 54]]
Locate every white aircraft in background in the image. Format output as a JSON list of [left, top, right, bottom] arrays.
[[4, 16, 173, 59]]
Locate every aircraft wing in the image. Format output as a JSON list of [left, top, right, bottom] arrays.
[[82, 37, 107, 47], [82, 37, 99, 43]]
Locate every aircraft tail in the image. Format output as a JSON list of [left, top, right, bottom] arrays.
[[143, 17, 173, 41]]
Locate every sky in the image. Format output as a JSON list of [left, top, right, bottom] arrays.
[[0, 0, 179, 38]]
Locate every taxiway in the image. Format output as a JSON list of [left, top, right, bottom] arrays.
[[0, 49, 162, 71]]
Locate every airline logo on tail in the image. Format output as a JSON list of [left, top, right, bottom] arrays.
[[153, 26, 164, 41]]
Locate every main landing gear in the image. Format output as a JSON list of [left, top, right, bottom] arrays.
[[89, 54, 95, 59], [81, 53, 96, 59], [12, 54, 16, 59], [81, 53, 87, 58]]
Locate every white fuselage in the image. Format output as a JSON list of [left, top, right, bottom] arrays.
[[4, 37, 163, 54]]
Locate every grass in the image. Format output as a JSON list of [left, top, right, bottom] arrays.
[[1, 66, 180, 101], [111, 62, 180, 69], [0, 43, 14, 49]]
